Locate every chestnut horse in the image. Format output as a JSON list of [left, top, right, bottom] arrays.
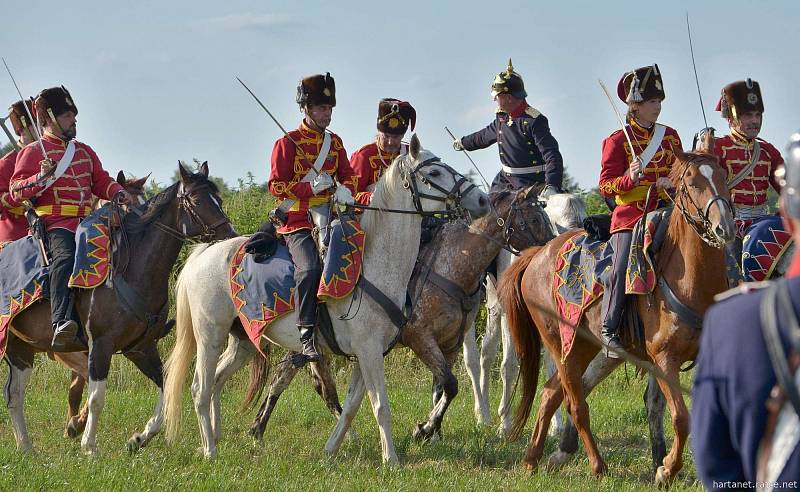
[[4, 171, 151, 447], [499, 150, 736, 485], [5, 163, 234, 455]]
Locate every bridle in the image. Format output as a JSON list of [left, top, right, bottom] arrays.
[[404, 156, 477, 216], [152, 181, 232, 243], [671, 158, 733, 249]]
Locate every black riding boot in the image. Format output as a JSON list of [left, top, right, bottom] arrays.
[[48, 229, 79, 350], [600, 231, 633, 358], [298, 325, 321, 364]]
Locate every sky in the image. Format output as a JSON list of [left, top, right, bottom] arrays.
[[1, 0, 798, 191]]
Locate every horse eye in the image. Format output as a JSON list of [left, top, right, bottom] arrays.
[[428, 169, 441, 178]]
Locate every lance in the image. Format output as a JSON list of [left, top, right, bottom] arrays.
[[0, 116, 19, 151], [444, 126, 491, 191], [686, 12, 715, 151], [2, 58, 48, 160], [598, 79, 643, 179]]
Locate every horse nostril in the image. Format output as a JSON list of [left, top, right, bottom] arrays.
[[479, 196, 487, 207]]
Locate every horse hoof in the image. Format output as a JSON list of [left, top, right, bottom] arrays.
[[412, 423, 432, 442], [65, 422, 79, 439], [546, 450, 573, 468], [127, 435, 144, 454], [17, 442, 33, 453], [655, 465, 673, 488], [82, 446, 97, 457]]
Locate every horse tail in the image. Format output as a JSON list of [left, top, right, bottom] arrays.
[[163, 256, 198, 445], [497, 246, 542, 441], [241, 342, 270, 411]]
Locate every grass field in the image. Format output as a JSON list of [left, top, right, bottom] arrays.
[[0, 342, 702, 491]]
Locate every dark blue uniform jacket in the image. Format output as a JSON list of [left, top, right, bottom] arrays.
[[692, 277, 800, 490]]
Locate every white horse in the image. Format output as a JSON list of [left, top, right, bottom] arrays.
[[461, 192, 587, 436], [162, 135, 490, 463]]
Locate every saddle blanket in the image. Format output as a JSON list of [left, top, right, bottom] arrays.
[[230, 218, 366, 350], [553, 209, 670, 358], [0, 236, 49, 359], [69, 205, 113, 289], [741, 215, 793, 282]]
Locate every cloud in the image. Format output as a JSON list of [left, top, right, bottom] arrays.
[[194, 13, 295, 33]]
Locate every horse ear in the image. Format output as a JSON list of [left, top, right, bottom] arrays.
[[179, 161, 191, 182], [199, 161, 209, 178], [409, 134, 421, 160], [116, 170, 126, 185], [132, 173, 151, 188]]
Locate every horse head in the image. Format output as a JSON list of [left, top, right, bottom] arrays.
[[670, 150, 736, 247], [490, 186, 555, 252], [115, 170, 149, 206], [171, 161, 237, 241], [397, 134, 490, 218]]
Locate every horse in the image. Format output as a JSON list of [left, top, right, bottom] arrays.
[[3, 170, 155, 448], [5, 162, 235, 455], [462, 191, 587, 435], [244, 185, 554, 440], [498, 150, 736, 485], [162, 135, 490, 463]]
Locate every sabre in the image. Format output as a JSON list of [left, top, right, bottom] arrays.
[[444, 126, 491, 191], [598, 79, 643, 178], [0, 116, 19, 151], [236, 76, 321, 178], [2, 58, 47, 160], [686, 12, 715, 151]]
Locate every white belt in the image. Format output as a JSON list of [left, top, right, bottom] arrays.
[[734, 204, 769, 220], [502, 164, 545, 175]]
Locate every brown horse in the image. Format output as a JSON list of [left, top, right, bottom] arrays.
[[499, 150, 736, 485], [244, 185, 554, 440], [5, 163, 235, 455], [4, 171, 154, 447]]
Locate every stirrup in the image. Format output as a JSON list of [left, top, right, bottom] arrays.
[[51, 320, 79, 351]]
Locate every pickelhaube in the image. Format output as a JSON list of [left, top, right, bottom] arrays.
[[715, 79, 764, 121], [617, 64, 665, 104], [782, 130, 800, 219], [35, 86, 78, 124], [296, 73, 336, 108], [376, 98, 416, 135], [8, 98, 35, 136], [491, 59, 527, 99]]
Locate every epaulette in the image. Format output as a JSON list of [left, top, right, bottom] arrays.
[[524, 106, 541, 120], [713, 280, 772, 302], [607, 129, 623, 139]]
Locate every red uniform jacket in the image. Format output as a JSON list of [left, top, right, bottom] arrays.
[[0, 149, 29, 242], [350, 142, 405, 204], [714, 133, 782, 208], [10, 133, 124, 232], [599, 120, 682, 233], [268, 122, 356, 234]]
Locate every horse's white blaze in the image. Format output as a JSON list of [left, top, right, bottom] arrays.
[[81, 379, 107, 454], [699, 164, 719, 197], [209, 193, 224, 214], [4, 365, 33, 450]]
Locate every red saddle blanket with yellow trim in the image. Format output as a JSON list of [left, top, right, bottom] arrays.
[[230, 218, 366, 351], [553, 209, 669, 359]]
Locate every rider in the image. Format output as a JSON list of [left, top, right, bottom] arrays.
[[10, 86, 131, 350], [1, 99, 36, 245], [713, 79, 784, 275], [598, 64, 683, 357], [453, 59, 564, 198], [267, 73, 356, 365], [691, 131, 800, 487], [351, 98, 416, 204]]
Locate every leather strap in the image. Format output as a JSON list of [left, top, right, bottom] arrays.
[[276, 131, 332, 216], [761, 281, 800, 416], [502, 164, 545, 175], [657, 276, 703, 330], [728, 140, 762, 189], [639, 124, 667, 173], [38, 140, 76, 195]]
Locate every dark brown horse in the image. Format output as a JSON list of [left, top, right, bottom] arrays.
[[4, 170, 155, 448], [245, 185, 554, 441], [6, 162, 235, 455], [499, 151, 736, 485]]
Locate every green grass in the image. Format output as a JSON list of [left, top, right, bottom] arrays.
[[0, 346, 702, 491]]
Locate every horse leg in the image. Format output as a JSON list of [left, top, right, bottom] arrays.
[[653, 361, 689, 486], [357, 344, 398, 465], [325, 362, 366, 457], [53, 352, 89, 438], [461, 321, 485, 424], [553, 353, 622, 463], [497, 313, 519, 438], [412, 342, 458, 442], [210, 334, 255, 444], [645, 373, 667, 474], [249, 352, 300, 440], [545, 352, 564, 437], [308, 353, 343, 420], [523, 371, 564, 470], [123, 342, 165, 453], [4, 340, 34, 452], [190, 323, 226, 459], [80, 337, 114, 456], [477, 284, 502, 424]]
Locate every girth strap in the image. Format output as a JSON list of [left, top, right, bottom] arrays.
[[657, 276, 703, 330], [113, 276, 164, 331], [315, 304, 350, 359], [358, 276, 409, 356]]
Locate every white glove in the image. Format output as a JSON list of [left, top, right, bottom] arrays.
[[333, 185, 355, 205], [310, 172, 334, 194], [539, 185, 559, 200], [453, 139, 465, 151]]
